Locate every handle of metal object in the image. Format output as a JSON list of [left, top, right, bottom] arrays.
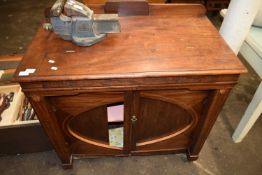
[[131, 115, 137, 123]]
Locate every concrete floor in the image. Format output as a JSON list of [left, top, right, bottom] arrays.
[[0, 0, 262, 174]]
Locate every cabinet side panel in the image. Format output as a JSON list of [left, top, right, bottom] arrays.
[[188, 88, 231, 160]]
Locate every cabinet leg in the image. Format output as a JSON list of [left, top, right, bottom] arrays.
[[186, 150, 199, 161], [62, 162, 73, 169], [28, 96, 71, 167]]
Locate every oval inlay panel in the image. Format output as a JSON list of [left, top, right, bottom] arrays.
[[66, 106, 109, 143], [136, 97, 197, 146], [64, 105, 123, 150]]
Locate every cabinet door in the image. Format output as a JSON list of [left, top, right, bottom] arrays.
[[48, 92, 129, 156], [132, 90, 209, 154]]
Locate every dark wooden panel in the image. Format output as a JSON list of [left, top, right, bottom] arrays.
[[133, 134, 191, 152], [49, 92, 126, 158], [49, 92, 124, 143], [205, 0, 231, 12], [49, 92, 123, 116], [20, 74, 239, 93], [66, 106, 109, 142], [123, 91, 134, 153], [71, 140, 123, 155], [136, 98, 193, 142], [134, 90, 209, 150], [104, 0, 149, 16], [131, 147, 187, 156]]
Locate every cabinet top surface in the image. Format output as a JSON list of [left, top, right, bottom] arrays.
[[14, 4, 246, 82]]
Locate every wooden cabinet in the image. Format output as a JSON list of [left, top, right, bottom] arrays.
[[18, 76, 236, 168], [14, 3, 246, 168], [44, 89, 209, 157]]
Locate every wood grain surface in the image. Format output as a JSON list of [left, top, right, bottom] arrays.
[[14, 4, 246, 83]]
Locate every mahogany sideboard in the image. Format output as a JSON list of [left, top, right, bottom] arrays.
[[14, 3, 246, 168]]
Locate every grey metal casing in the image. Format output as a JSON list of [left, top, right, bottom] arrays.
[[49, 0, 120, 46]]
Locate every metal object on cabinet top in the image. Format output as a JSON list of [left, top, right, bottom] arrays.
[[48, 0, 121, 46]]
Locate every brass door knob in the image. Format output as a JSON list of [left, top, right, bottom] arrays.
[[131, 115, 137, 123]]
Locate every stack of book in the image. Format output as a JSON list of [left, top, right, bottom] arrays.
[[16, 97, 37, 121]]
